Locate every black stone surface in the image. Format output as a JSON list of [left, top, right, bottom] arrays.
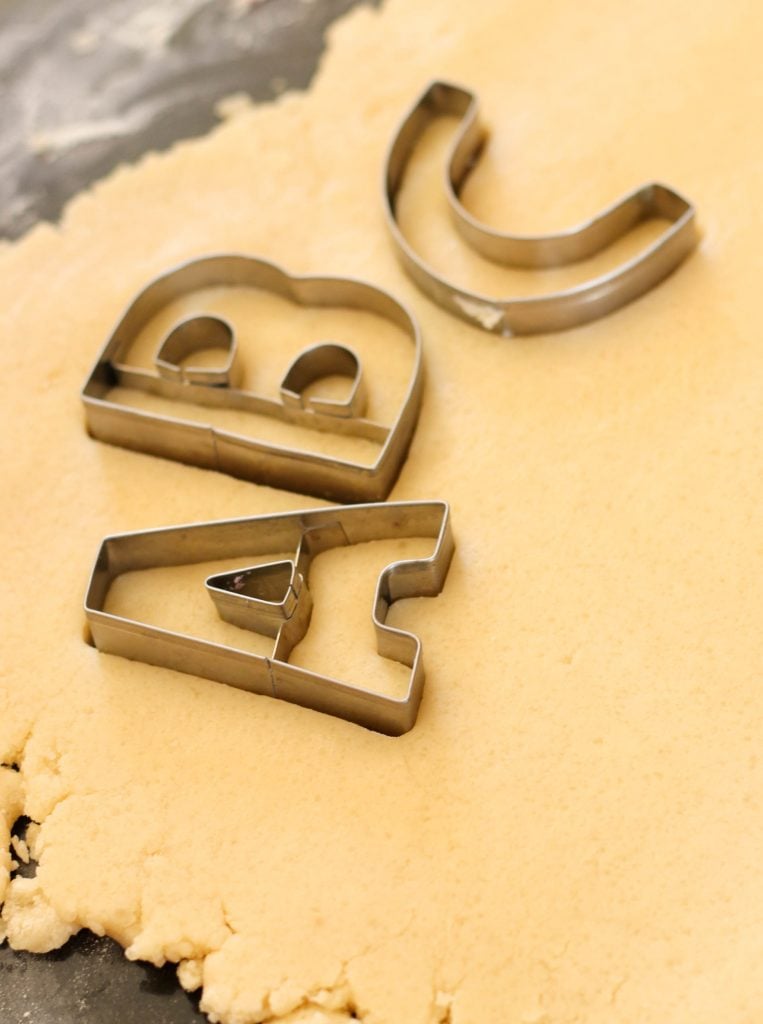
[[0, 0, 374, 240], [0, 931, 206, 1023]]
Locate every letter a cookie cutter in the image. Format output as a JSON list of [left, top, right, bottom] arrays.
[[81, 255, 424, 503], [85, 501, 454, 736], [383, 80, 699, 335]]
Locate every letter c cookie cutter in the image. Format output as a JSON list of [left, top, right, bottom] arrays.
[[85, 501, 454, 736], [81, 255, 424, 503], [383, 80, 699, 335]]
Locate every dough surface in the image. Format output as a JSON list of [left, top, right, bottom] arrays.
[[2, 0, 763, 1021]]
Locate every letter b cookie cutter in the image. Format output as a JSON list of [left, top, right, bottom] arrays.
[[82, 255, 424, 503]]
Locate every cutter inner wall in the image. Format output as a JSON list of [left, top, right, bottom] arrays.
[[97, 285, 415, 466], [395, 115, 679, 297]]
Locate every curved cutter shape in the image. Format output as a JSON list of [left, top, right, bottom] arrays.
[[81, 255, 424, 503], [383, 80, 699, 335], [84, 500, 454, 736], [280, 342, 366, 419]]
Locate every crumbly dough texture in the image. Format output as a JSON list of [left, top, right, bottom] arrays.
[[2, 0, 763, 1021]]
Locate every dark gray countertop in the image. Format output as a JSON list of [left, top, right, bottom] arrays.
[[0, 0, 372, 239], [0, 1, 371, 1020]]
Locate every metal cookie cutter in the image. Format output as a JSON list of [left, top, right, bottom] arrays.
[[81, 255, 424, 503], [383, 80, 699, 335], [85, 500, 454, 736]]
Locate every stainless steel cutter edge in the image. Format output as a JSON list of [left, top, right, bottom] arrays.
[[81, 254, 424, 503], [383, 79, 699, 335], [85, 500, 455, 736]]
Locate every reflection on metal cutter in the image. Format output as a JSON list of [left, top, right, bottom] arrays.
[[383, 80, 699, 335], [85, 500, 455, 735], [81, 254, 423, 502]]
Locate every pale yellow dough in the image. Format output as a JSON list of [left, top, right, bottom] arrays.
[[2, 0, 763, 1021]]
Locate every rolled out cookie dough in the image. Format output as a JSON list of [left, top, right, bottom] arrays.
[[2, 0, 763, 1021]]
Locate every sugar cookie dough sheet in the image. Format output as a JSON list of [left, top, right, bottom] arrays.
[[2, 0, 763, 1022]]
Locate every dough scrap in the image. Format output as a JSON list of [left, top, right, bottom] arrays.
[[1, 876, 78, 954], [2, 0, 763, 1021], [0, 768, 24, 907]]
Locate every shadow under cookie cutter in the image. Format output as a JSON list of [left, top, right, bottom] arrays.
[[383, 80, 699, 335], [85, 500, 454, 736], [81, 255, 423, 503]]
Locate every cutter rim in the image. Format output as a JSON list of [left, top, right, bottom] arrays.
[[84, 500, 455, 736], [81, 254, 425, 503], [382, 78, 699, 335]]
